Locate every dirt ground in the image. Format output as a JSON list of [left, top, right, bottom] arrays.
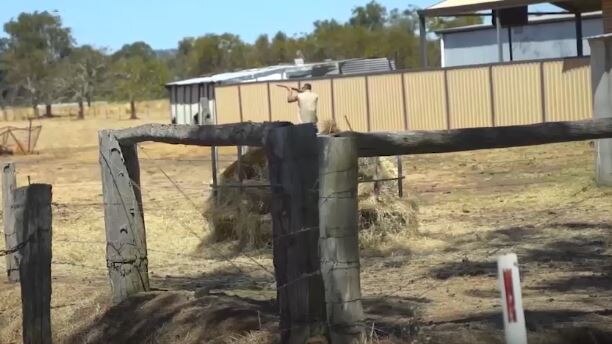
[[0, 108, 611, 343]]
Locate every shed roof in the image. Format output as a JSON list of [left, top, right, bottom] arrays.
[[421, 0, 601, 16], [165, 57, 396, 87], [435, 10, 601, 34], [165, 65, 297, 86]]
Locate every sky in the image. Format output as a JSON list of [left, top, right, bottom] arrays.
[[0, 0, 554, 52]]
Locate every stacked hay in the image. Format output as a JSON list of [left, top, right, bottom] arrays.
[[203, 120, 417, 251]]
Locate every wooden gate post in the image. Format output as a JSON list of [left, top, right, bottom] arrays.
[[15, 184, 52, 344], [3, 162, 19, 282], [99, 130, 149, 304], [265, 124, 327, 343], [590, 34, 612, 185], [319, 136, 365, 344]]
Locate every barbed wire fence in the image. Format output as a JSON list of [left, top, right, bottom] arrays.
[[1, 125, 609, 343]]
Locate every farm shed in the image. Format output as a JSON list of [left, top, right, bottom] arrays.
[[419, 0, 602, 67], [164, 58, 395, 125], [437, 12, 603, 67]]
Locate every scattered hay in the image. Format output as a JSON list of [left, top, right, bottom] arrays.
[[224, 330, 277, 344], [203, 123, 418, 252]]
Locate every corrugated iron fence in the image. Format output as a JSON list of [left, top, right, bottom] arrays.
[[215, 57, 593, 131]]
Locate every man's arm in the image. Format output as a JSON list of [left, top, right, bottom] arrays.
[[276, 84, 300, 102], [287, 89, 299, 103]]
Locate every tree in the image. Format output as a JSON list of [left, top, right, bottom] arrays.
[[112, 41, 156, 61], [270, 32, 289, 63], [349, 1, 388, 30], [110, 55, 168, 119], [58, 45, 107, 119], [2, 11, 73, 117], [0, 37, 9, 120], [251, 34, 271, 66]]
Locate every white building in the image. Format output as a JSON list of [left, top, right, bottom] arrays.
[[437, 12, 602, 67]]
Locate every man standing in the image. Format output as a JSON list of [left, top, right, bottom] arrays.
[[279, 83, 319, 128]]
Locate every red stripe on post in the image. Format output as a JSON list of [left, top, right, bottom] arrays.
[[503, 269, 517, 323]]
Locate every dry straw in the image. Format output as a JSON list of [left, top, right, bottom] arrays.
[[203, 120, 418, 252]]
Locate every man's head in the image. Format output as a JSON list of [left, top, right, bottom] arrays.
[[302, 83, 312, 91]]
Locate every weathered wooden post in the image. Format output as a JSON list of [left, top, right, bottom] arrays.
[[15, 184, 52, 344], [99, 130, 149, 304], [3, 162, 19, 282], [590, 1, 612, 185], [318, 136, 365, 344], [265, 124, 327, 343], [397, 155, 403, 198]]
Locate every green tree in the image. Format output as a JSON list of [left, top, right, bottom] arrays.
[[110, 55, 168, 119], [349, 1, 388, 30], [0, 37, 9, 120], [184, 33, 249, 75], [58, 45, 107, 119], [113, 41, 156, 61], [250, 34, 271, 66], [168, 37, 195, 79], [2, 11, 73, 117]]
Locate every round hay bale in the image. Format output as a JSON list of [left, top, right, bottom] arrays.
[[203, 143, 418, 252]]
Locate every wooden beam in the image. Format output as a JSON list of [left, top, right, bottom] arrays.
[[99, 130, 149, 304], [16, 184, 52, 344], [265, 124, 327, 343], [340, 118, 612, 157], [112, 122, 290, 146], [319, 136, 365, 343], [3, 162, 19, 282]]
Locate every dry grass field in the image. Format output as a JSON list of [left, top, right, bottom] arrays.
[[0, 100, 611, 343]]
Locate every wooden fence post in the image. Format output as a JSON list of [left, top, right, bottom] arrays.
[[211, 146, 219, 203], [15, 184, 52, 344], [265, 124, 327, 343], [99, 130, 149, 304], [319, 136, 365, 344], [397, 155, 404, 198], [590, 35, 612, 185], [3, 162, 19, 282]]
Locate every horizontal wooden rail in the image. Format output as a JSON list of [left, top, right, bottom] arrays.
[[339, 118, 612, 157], [112, 122, 290, 146]]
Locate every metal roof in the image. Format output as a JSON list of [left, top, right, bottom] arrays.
[[165, 65, 295, 86], [339, 58, 396, 74], [421, 0, 601, 16], [166, 58, 396, 87], [435, 11, 601, 34]]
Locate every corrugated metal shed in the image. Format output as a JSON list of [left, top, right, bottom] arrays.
[[166, 57, 395, 125]]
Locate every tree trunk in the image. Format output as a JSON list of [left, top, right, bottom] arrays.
[[32, 104, 40, 118], [44, 104, 52, 118], [129, 100, 137, 120], [87, 96, 92, 108], [0, 104, 7, 122], [77, 100, 84, 120]]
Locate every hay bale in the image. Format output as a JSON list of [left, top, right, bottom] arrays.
[[203, 144, 418, 252]]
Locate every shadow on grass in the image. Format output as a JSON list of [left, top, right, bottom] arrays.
[[67, 268, 431, 343], [421, 309, 612, 344], [428, 222, 611, 288], [65, 291, 278, 344]]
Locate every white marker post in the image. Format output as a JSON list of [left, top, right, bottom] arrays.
[[498, 253, 527, 344]]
